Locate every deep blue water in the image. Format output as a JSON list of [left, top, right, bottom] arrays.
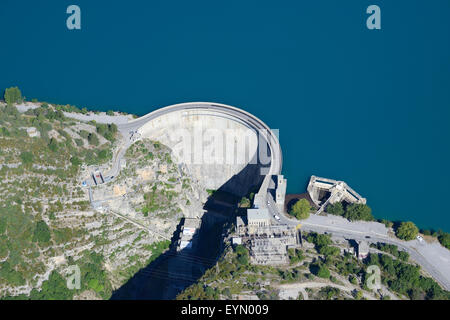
[[1, 0, 449, 231]]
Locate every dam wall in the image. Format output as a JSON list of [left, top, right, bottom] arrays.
[[138, 108, 267, 196]]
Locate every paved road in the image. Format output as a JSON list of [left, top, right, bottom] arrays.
[[64, 102, 450, 291], [267, 192, 450, 291]]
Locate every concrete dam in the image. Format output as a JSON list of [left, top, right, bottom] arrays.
[[120, 102, 283, 198], [112, 102, 283, 299]]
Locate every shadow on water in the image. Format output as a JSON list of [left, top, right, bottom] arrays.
[[110, 161, 267, 300]]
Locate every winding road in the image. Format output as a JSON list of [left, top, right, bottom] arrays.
[[268, 192, 450, 291]]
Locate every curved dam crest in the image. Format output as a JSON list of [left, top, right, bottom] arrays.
[[120, 102, 282, 197], [111, 102, 283, 299]]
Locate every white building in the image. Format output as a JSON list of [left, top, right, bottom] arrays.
[[232, 237, 242, 245], [247, 208, 271, 234], [357, 240, 369, 260], [177, 218, 201, 252], [275, 175, 287, 208]]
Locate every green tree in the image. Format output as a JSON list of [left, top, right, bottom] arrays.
[[239, 197, 251, 208], [96, 123, 108, 136], [20, 151, 33, 165], [354, 290, 363, 300], [0, 217, 6, 235], [306, 232, 332, 248], [316, 265, 330, 279], [88, 133, 99, 146], [327, 202, 344, 216], [75, 138, 83, 147], [319, 245, 340, 257], [32, 220, 51, 244], [0, 127, 10, 136], [438, 232, 450, 249], [237, 255, 248, 265], [30, 271, 73, 300], [97, 149, 109, 160], [344, 203, 374, 221], [0, 261, 26, 286], [235, 245, 249, 266], [48, 138, 58, 152], [70, 157, 82, 167], [222, 287, 232, 299], [398, 251, 410, 262], [204, 286, 215, 298], [395, 222, 419, 241], [290, 198, 311, 220], [235, 245, 248, 256], [349, 275, 358, 285], [4, 87, 22, 105]]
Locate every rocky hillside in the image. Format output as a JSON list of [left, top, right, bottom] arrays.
[[0, 103, 206, 299], [176, 231, 450, 300]]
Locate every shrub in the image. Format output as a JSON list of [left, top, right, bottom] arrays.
[[344, 204, 374, 221], [239, 197, 251, 208], [327, 202, 344, 216], [4, 87, 22, 105], [289, 198, 311, 220], [70, 157, 82, 167], [398, 251, 410, 262], [32, 220, 51, 244], [395, 222, 419, 241], [438, 232, 450, 249], [88, 133, 99, 146], [30, 271, 73, 300], [48, 138, 58, 152], [317, 265, 330, 279], [20, 152, 33, 165]]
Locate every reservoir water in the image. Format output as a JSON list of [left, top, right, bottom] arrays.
[[1, 0, 449, 231]]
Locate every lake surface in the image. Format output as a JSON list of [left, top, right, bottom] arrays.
[[1, 0, 449, 231]]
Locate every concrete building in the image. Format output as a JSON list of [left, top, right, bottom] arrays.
[[249, 237, 289, 265], [357, 240, 369, 260], [307, 175, 366, 214], [177, 218, 201, 252], [232, 237, 242, 245], [253, 194, 266, 209], [275, 175, 287, 209], [247, 208, 271, 234], [248, 228, 301, 265], [236, 208, 301, 265]]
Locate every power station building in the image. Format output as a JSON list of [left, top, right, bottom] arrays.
[[247, 208, 271, 234]]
